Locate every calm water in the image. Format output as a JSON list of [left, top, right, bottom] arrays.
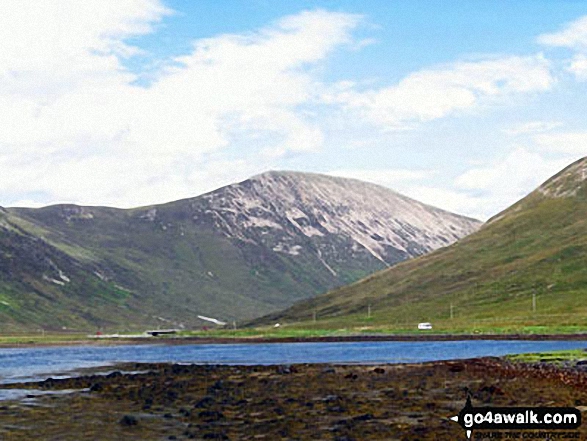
[[0, 340, 585, 384]]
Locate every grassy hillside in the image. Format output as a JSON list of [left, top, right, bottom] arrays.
[[0, 171, 479, 332], [2, 204, 370, 332], [0, 209, 144, 332], [254, 157, 587, 333]]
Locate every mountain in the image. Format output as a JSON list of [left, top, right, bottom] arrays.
[[0, 171, 480, 331], [253, 158, 587, 332]]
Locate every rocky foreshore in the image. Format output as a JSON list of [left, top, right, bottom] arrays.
[[1, 358, 587, 440]]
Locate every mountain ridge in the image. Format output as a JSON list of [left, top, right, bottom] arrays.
[[0, 170, 480, 331], [251, 158, 587, 332]]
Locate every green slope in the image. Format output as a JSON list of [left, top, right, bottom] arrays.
[[255, 157, 587, 333], [0, 171, 479, 332], [0, 209, 143, 332], [1, 204, 366, 332]]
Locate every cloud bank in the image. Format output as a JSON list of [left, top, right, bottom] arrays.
[[0, 3, 360, 206], [0, 2, 584, 221]]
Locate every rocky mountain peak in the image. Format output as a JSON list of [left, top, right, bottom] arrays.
[[1, 169, 483, 329], [538, 156, 587, 199], [196, 170, 481, 265]]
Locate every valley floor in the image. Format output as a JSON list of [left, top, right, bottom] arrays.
[[3, 331, 587, 349], [1, 358, 587, 440]]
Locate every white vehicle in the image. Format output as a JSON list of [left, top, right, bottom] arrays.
[[417, 322, 433, 330]]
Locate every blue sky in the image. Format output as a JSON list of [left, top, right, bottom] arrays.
[[0, 1, 586, 219]]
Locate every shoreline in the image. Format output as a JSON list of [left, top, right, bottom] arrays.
[[2, 357, 587, 439], [2, 332, 587, 349]]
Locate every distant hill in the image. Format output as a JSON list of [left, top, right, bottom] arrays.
[[0, 171, 479, 332], [253, 158, 587, 333]]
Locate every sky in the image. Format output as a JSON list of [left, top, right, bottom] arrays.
[[1, 1, 587, 220]]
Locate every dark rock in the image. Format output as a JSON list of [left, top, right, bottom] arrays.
[[171, 364, 191, 375], [276, 364, 298, 374], [476, 384, 505, 403], [207, 380, 224, 394], [199, 410, 225, 422], [353, 413, 374, 421], [195, 396, 215, 408], [89, 382, 104, 392], [119, 415, 138, 426], [449, 363, 465, 373], [335, 418, 354, 428], [202, 434, 229, 440]]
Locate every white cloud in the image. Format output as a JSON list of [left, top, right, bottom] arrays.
[[538, 16, 587, 49], [327, 168, 431, 188], [324, 55, 554, 129], [0, 151, 264, 208], [533, 132, 587, 155], [0, 0, 170, 148], [455, 148, 559, 190], [326, 169, 492, 220], [0, 3, 574, 218], [400, 185, 486, 220], [0, 0, 171, 72], [350, 149, 578, 221], [503, 121, 563, 136], [451, 147, 574, 219], [325, 169, 489, 219], [538, 15, 587, 80], [0, 6, 361, 206], [568, 54, 587, 80]]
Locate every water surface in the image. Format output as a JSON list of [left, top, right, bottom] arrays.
[[0, 340, 584, 384]]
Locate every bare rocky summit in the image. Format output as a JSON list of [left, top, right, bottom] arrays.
[[1, 171, 480, 330], [191, 171, 480, 267], [537, 156, 587, 198], [258, 157, 587, 330]]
